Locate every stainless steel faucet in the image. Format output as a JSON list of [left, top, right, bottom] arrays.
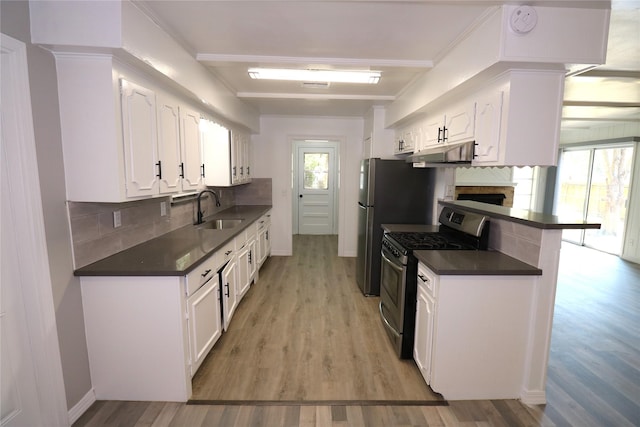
[[196, 189, 221, 224]]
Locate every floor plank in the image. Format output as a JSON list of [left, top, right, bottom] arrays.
[[73, 239, 640, 426], [191, 235, 441, 402]]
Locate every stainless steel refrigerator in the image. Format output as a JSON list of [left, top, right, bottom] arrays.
[[356, 159, 435, 296]]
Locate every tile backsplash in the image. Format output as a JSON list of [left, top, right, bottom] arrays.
[[69, 179, 271, 268], [488, 218, 543, 267]]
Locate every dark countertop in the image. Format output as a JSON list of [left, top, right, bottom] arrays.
[[439, 200, 601, 230], [382, 224, 440, 233], [415, 250, 542, 276], [74, 205, 271, 277]]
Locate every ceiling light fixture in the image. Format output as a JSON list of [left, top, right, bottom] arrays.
[[248, 68, 381, 84]]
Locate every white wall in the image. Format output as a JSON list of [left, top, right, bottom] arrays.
[[252, 116, 364, 257], [1, 0, 92, 411]]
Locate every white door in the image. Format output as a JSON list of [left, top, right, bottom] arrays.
[[295, 142, 337, 234], [1, 33, 67, 426]]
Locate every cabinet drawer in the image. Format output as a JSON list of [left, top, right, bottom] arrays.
[[219, 240, 235, 266], [185, 254, 218, 297], [417, 262, 437, 298]]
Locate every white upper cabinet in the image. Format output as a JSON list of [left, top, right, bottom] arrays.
[[122, 80, 204, 198], [470, 71, 564, 167], [179, 107, 204, 192], [202, 119, 252, 187], [55, 53, 207, 202], [422, 101, 476, 149], [156, 96, 183, 195], [393, 128, 416, 155], [121, 80, 160, 198], [473, 90, 503, 163]]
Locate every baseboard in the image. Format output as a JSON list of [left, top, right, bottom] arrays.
[[270, 250, 291, 256], [519, 389, 546, 405], [68, 388, 96, 425]]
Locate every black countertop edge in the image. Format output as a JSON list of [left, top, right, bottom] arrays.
[[74, 205, 272, 277], [439, 200, 601, 230], [414, 249, 543, 276]]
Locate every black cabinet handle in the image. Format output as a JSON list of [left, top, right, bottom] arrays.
[[233, 166, 237, 177], [437, 128, 442, 143], [179, 162, 184, 178], [225, 250, 232, 256], [442, 126, 448, 142], [240, 166, 244, 176], [201, 163, 205, 177], [201, 269, 212, 278], [225, 283, 230, 297], [156, 160, 162, 178], [249, 250, 252, 264], [247, 166, 250, 176]]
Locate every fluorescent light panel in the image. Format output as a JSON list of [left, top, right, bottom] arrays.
[[248, 68, 380, 84]]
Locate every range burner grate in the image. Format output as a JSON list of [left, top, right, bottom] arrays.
[[387, 231, 480, 251]]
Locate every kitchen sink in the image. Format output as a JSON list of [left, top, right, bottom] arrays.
[[197, 218, 243, 230]]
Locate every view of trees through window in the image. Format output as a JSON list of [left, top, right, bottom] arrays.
[[557, 145, 634, 254], [303, 153, 329, 190]]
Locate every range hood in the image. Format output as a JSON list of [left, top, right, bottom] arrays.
[[407, 140, 475, 167]]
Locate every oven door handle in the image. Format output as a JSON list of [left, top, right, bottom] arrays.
[[381, 250, 404, 272], [379, 302, 402, 338]]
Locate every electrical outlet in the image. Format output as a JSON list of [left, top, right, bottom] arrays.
[[445, 185, 455, 198], [160, 201, 167, 217], [113, 210, 121, 228]]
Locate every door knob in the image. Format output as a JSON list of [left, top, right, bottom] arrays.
[[299, 194, 303, 198]]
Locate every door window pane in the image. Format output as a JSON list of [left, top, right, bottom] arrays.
[[303, 153, 329, 190]]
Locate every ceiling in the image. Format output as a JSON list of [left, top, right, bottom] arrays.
[[136, 1, 639, 132]]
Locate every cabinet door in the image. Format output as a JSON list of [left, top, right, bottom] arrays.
[[248, 239, 257, 281], [231, 131, 241, 184], [180, 107, 203, 191], [202, 120, 233, 186], [414, 285, 436, 385], [445, 101, 476, 144], [156, 97, 182, 194], [121, 79, 159, 198], [258, 225, 271, 266], [423, 116, 444, 147], [187, 279, 221, 377], [473, 91, 503, 164], [221, 260, 238, 331], [236, 243, 251, 299], [243, 134, 251, 182]]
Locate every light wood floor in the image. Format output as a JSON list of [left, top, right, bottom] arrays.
[[191, 234, 440, 402], [73, 238, 640, 426]]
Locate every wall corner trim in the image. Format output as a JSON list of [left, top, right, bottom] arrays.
[[68, 388, 97, 425]]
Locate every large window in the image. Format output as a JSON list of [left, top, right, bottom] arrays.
[[556, 145, 634, 254]]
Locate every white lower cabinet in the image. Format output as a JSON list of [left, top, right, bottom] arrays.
[[79, 210, 272, 401], [221, 256, 238, 331], [186, 278, 221, 377], [414, 262, 536, 400], [236, 236, 252, 299], [413, 264, 436, 386], [256, 211, 272, 267]]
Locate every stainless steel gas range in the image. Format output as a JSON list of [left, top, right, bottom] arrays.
[[379, 206, 490, 358]]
